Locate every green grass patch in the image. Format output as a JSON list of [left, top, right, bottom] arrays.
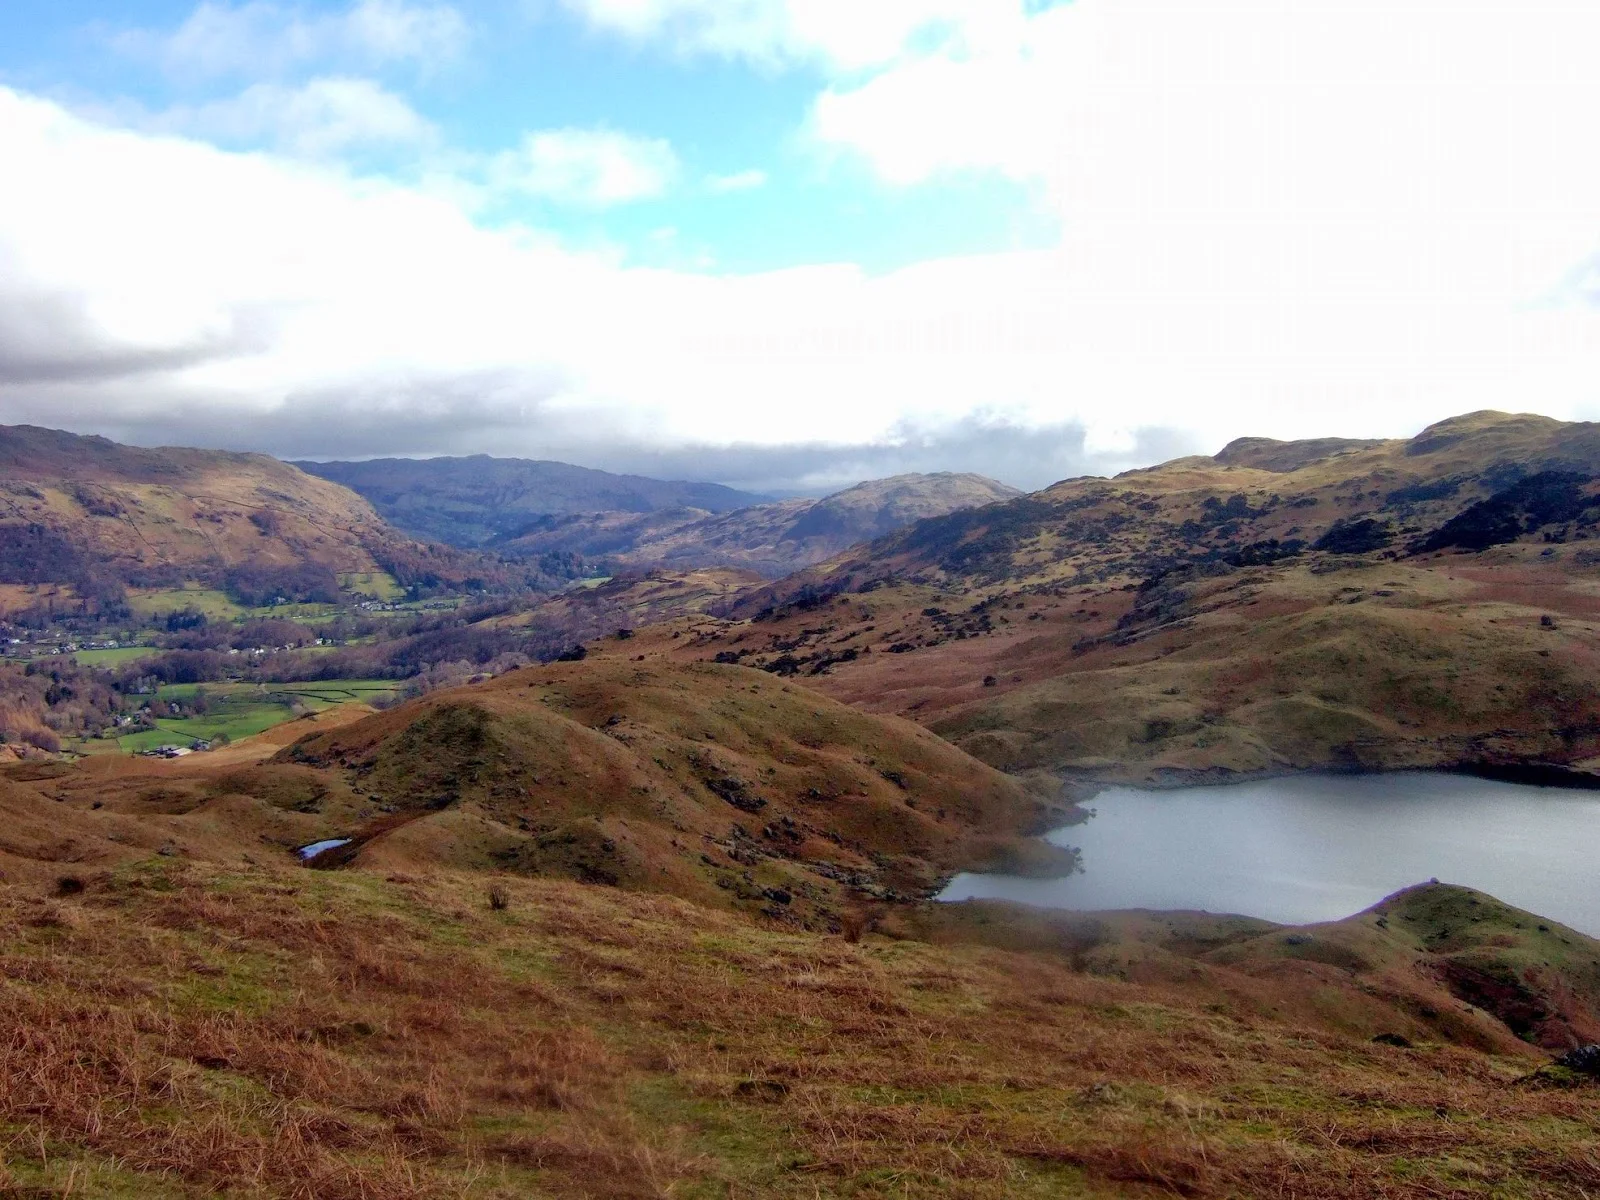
[[126, 585, 348, 623], [117, 705, 289, 753], [126, 586, 248, 621], [339, 570, 405, 601], [98, 679, 400, 753], [67, 645, 162, 667]]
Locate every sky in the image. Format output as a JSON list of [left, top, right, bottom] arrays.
[[1, 0, 1598, 493]]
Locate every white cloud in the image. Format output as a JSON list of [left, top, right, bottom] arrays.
[[158, 77, 438, 158], [488, 129, 679, 207], [706, 168, 768, 193], [114, 0, 471, 79], [556, 0, 1000, 70], [815, 0, 1600, 299], [5, 0, 1600, 484]]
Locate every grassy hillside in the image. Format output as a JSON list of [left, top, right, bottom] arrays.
[[627, 412, 1600, 783], [0, 425, 389, 583], [2, 769, 1599, 1197], [0, 425, 569, 611], [269, 658, 1074, 918]]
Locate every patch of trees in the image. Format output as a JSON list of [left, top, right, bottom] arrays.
[[1202, 493, 1257, 522], [1414, 472, 1597, 553], [0, 660, 130, 749], [70, 485, 124, 518], [752, 581, 850, 623], [0, 524, 88, 585], [136, 650, 230, 685], [1313, 519, 1395, 555], [165, 607, 209, 632], [1385, 477, 1464, 507], [224, 562, 341, 607], [1224, 538, 1306, 567]]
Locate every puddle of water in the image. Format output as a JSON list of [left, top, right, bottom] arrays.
[[297, 838, 352, 860]]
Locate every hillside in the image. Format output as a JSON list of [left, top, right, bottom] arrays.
[[295, 455, 769, 547], [611, 411, 1600, 784], [10, 657, 1070, 909], [502, 471, 1023, 576], [4, 716, 1600, 1197], [0, 425, 585, 620], [270, 657, 1075, 916]]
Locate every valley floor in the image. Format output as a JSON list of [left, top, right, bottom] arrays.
[[4, 859, 1599, 1198]]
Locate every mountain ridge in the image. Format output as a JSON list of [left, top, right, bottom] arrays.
[[499, 470, 1023, 576], [294, 454, 772, 547], [612, 410, 1600, 787]]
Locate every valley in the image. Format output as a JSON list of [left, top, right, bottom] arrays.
[[5, 412, 1600, 1197], [495, 472, 1024, 576], [298, 455, 1020, 578]]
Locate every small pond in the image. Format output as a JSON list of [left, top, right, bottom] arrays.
[[940, 773, 1600, 935], [297, 838, 352, 860]]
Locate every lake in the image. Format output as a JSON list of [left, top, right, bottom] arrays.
[[940, 773, 1600, 935]]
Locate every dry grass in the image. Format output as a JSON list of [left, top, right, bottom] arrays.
[[2, 859, 1598, 1198], [607, 411, 1600, 785]]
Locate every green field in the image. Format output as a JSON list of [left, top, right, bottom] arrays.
[[64, 679, 402, 755], [126, 586, 249, 621], [67, 646, 162, 668], [338, 571, 405, 601], [115, 703, 294, 754], [126, 586, 348, 623]]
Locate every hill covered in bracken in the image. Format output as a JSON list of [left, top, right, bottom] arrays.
[[616, 411, 1600, 784], [4, 659, 1600, 1197], [0, 425, 578, 614], [9, 412, 1600, 1198]]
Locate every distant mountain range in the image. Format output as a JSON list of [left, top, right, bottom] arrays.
[[294, 456, 771, 547], [500, 472, 1024, 577], [0, 427, 1026, 611], [297, 455, 1022, 578]]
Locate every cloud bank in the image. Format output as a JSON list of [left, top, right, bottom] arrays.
[[5, 0, 1600, 494]]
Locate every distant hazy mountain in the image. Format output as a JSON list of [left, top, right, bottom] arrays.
[[294, 456, 771, 547], [499, 472, 1025, 576]]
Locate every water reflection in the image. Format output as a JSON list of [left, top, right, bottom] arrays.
[[941, 773, 1600, 934]]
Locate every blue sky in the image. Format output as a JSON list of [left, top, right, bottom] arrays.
[[0, 1, 1054, 275], [1, 1, 1598, 491]]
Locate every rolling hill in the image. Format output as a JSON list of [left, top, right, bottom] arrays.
[[610, 411, 1600, 784], [2, 674, 1599, 1196], [0, 425, 571, 614]]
